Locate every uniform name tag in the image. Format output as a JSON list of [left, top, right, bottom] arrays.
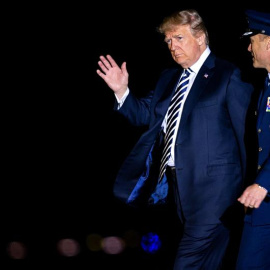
[[267, 97, 270, 112]]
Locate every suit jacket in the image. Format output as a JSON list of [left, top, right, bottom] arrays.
[[113, 52, 254, 225], [245, 82, 270, 225]]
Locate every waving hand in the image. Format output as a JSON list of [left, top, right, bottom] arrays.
[[96, 55, 129, 99]]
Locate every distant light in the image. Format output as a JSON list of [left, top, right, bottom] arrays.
[[57, 238, 80, 257], [141, 232, 161, 254], [86, 233, 102, 251], [101, 236, 125, 254], [7, 241, 27, 259]]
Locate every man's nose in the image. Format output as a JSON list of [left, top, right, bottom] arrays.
[[170, 40, 177, 50]]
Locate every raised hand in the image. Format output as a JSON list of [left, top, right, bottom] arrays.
[[97, 55, 129, 99]]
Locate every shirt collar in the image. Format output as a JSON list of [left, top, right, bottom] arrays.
[[189, 46, 211, 75]]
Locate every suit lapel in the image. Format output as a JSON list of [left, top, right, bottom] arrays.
[[155, 69, 183, 118]]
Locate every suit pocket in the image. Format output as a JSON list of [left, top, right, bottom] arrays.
[[207, 163, 238, 176]]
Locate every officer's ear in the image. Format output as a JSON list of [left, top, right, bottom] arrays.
[[266, 36, 270, 50]]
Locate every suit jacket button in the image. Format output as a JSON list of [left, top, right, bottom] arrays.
[[258, 165, 261, 170], [258, 128, 261, 133], [259, 147, 263, 152]]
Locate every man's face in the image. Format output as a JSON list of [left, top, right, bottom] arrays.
[[164, 25, 205, 69], [248, 34, 270, 69]]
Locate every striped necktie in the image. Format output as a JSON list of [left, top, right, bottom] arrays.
[[158, 68, 191, 182]]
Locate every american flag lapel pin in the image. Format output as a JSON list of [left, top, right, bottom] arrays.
[[204, 73, 208, 78]]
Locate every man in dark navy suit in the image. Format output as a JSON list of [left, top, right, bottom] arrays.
[[97, 9, 254, 270], [236, 9, 270, 270]]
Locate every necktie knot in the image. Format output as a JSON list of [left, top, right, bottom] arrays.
[[184, 68, 193, 77], [183, 68, 190, 77]]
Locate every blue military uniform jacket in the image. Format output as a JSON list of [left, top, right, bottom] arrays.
[[246, 75, 270, 225]]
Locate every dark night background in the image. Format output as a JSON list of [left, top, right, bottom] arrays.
[[2, 2, 269, 269]]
